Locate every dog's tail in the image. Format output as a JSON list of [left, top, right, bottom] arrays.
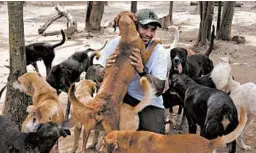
[[85, 40, 108, 55], [89, 50, 102, 66], [51, 29, 66, 49], [169, 26, 179, 49], [0, 85, 7, 99], [208, 107, 247, 150], [68, 83, 100, 111], [204, 25, 215, 57], [132, 77, 156, 113]]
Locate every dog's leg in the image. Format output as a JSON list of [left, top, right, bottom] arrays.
[[237, 113, 254, 150], [71, 123, 82, 153], [65, 100, 71, 121], [176, 111, 187, 132], [43, 59, 53, 75], [81, 127, 92, 153], [186, 115, 197, 133], [227, 140, 236, 153], [87, 130, 99, 149]]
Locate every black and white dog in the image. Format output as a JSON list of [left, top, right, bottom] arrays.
[[170, 73, 239, 153], [169, 25, 215, 79], [163, 26, 215, 131], [26, 29, 66, 75], [0, 115, 70, 153]]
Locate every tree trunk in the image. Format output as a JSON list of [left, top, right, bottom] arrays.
[[169, 1, 173, 25], [217, 1, 235, 41], [4, 1, 32, 130], [194, 1, 214, 52], [85, 1, 104, 31], [131, 1, 137, 13], [217, 1, 222, 33]]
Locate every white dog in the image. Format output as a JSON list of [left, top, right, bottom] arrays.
[[195, 57, 231, 92], [225, 75, 256, 150]]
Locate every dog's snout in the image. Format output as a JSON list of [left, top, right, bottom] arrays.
[[174, 58, 180, 64]]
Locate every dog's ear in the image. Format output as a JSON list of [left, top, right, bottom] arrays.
[[113, 16, 119, 32], [183, 48, 188, 57]]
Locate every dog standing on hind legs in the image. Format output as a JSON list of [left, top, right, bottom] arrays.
[[70, 76, 155, 152], [65, 11, 156, 153]]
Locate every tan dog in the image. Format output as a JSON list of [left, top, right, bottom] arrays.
[[66, 11, 152, 153], [13, 72, 64, 153], [70, 77, 155, 152], [100, 107, 247, 153]]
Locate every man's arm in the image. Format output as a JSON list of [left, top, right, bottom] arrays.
[[130, 47, 167, 96]]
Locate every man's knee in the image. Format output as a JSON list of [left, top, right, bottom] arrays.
[[138, 106, 165, 134]]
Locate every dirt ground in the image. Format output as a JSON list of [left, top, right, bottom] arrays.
[[0, 1, 255, 153]]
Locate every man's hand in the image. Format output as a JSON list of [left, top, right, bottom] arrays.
[[106, 53, 118, 68], [129, 48, 144, 73]]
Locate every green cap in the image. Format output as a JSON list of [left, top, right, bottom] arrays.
[[136, 9, 162, 28]]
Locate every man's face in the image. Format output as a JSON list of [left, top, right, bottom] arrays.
[[138, 23, 157, 45]]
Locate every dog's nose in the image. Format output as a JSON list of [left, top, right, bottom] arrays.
[[174, 59, 180, 64]]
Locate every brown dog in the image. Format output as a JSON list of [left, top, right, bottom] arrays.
[[66, 11, 151, 153], [69, 76, 155, 152], [13, 72, 64, 153], [100, 107, 247, 153]]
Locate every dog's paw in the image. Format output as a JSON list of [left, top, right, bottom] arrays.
[[241, 145, 252, 151]]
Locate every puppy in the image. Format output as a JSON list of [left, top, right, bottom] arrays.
[[225, 75, 256, 150], [13, 72, 64, 153], [0, 115, 70, 153], [170, 73, 239, 153], [69, 77, 155, 152], [26, 29, 65, 75], [194, 57, 231, 90], [100, 107, 246, 153]]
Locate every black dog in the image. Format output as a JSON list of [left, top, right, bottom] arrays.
[[0, 115, 70, 153], [26, 29, 66, 75], [169, 25, 215, 79], [163, 26, 215, 128], [170, 73, 238, 153], [46, 43, 105, 120]]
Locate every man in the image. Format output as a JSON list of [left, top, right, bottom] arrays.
[[86, 9, 168, 134]]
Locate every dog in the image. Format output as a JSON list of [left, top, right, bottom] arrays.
[[100, 107, 246, 153], [163, 25, 215, 132], [225, 75, 256, 150], [12, 72, 64, 153], [65, 11, 151, 153], [194, 57, 231, 90], [170, 73, 239, 153], [46, 43, 104, 121], [0, 115, 71, 153], [169, 25, 215, 79], [26, 29, 65, 75], [69, 76, 155, 152]]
